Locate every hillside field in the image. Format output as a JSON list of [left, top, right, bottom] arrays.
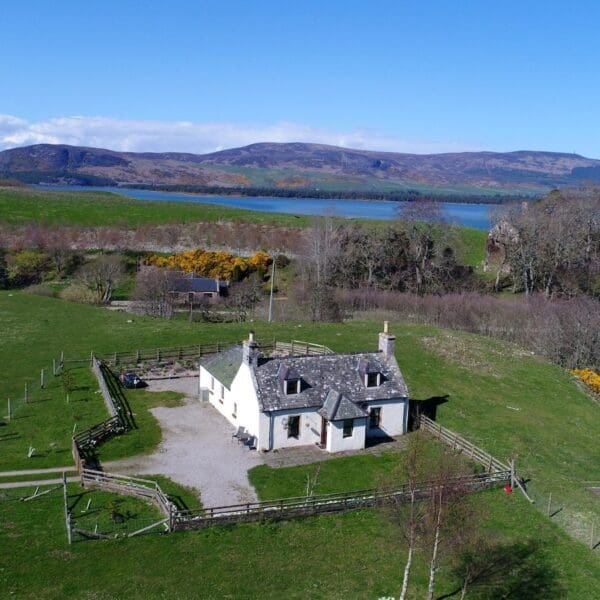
[[0, 186, 488, 268], [0, 291, 598, 541]]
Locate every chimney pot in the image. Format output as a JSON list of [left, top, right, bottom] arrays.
[[383, 321, 389, 334]]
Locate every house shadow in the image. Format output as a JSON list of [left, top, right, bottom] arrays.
[[365, 434, 395, 449], [408, 394, 449, 431]]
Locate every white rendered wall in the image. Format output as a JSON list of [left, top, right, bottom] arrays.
[[326, 418, 367, 452], [270, 407, 321, 450], [365, 397, 408, 438], [198, 364, 261, 443]]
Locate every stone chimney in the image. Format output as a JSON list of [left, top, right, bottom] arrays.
[[243, 331, 259, 366], [378, 321, 396, 357]]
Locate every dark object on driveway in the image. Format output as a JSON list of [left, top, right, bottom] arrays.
[[120, 371, 144, 389]]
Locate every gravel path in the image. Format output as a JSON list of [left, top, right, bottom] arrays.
[[107, 377, 262, 507]]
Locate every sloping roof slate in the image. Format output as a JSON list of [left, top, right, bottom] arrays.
[[174, 277, 220, 293], [318, 390, 368, 421], [254, 351, 408, 412], [200, 345, 243, 389]]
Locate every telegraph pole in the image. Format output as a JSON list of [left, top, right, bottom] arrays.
[[268, 258, 276, 322]]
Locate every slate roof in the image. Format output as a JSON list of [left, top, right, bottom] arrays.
[[318, 390, 368, 421], [200, 345, 243, 388], [173, 275, 228, 294], [253, 351, 408, 413]]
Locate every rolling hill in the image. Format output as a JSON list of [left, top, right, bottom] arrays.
[[1, 142, 600, 196]]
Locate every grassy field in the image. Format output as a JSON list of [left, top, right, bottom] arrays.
[[0, 186, 314, 227], [0, 291, 598, 596], [0, 291, 597, 543], [0, 482, 598, 599], [0, 186, 488, 269]]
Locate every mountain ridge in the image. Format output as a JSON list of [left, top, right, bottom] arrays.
[[1, 142, 599, 195]]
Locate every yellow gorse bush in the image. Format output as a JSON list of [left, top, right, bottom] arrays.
[[570, 368, 600, 394], [145, 249, 271, 281]]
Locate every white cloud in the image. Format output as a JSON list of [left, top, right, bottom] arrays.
[[0, 114, 473, 155]]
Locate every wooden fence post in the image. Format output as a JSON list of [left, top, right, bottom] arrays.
[[510, 460, 516, 489], [547, 493, 552, 517], [40, 369, 45, 389], [24, 382, 28, 403], [591, 523, 595, 550], [63, 472, 72, 545]]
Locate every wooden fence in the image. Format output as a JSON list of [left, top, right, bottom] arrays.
[[420, 414, 511, 473], [81, 469, 175, 524], [172, 471, 509, 530], [91, 357, 119, 418], [57, 338, 333, 371]]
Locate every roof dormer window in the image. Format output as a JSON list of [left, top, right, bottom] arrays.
[[278, 364, 302, 395], [365, 372, 381, 388], [284, 379, 300, 395], [358, 358, 382, 388]]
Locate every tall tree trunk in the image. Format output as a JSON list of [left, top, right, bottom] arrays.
[[426, 491, 443, 600], [399, 490, 416, 600]]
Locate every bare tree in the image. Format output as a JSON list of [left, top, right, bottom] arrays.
[[424, 452, 471, 600], [383, 430, 430, 600], [131, 265, 179, 317], [76, 254, 126, 304], [396, 200, 452, 294]]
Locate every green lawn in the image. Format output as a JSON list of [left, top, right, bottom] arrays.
[[0, 186, 313, 227], [0, 291, 598, 547], [0, 291, 599, 596], [0, 483, 598, 599]]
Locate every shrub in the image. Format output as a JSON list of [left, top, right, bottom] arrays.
[[570, 369, 600, 394], [7, 249, 51, 286], [60, 283, 98, 305], [24, 284, 56, 298]]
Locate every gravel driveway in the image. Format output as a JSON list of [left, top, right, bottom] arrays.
[[107, 377, 262, 507]]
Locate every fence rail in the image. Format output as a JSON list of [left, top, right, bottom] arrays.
[[91, 357, 119, 417], [172, 471, 509, 530], [81, 468, 175, 524], [59, 338, 333, 370], [420, 414, 510, 473]]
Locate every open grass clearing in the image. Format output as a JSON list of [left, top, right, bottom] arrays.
[[0, 482, 598, 599], [0, 291, 598, 546]]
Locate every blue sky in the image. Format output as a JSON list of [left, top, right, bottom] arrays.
[[1, 1, 599, 156]]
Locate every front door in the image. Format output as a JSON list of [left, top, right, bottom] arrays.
[[320, 417, 328, 447]]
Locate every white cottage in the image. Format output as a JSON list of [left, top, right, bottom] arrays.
[[198, 323, 409, 453]]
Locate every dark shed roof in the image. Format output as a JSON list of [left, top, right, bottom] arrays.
[[173, 277, 221, 293]]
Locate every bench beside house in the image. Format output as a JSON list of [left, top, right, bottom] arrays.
[[198, 324, 409, 453]]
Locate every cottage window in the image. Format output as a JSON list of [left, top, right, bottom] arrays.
[[287, 415, 300, 438], [285, 379, 300, 395], [210, 376, 214, 391], [232, 402, 237, 418], [219, 384, 224, 403], [203, 292, 212, 298], [366, 372, 380, 388], [369, 407, 381, 428], [343, 419, 354, 438]]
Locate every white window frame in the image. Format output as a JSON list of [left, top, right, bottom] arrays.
[[365, 373, 381, 388], [285, 379, 300, 395]]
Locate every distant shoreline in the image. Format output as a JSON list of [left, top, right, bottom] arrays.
[[116, 183, 535, 205]]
